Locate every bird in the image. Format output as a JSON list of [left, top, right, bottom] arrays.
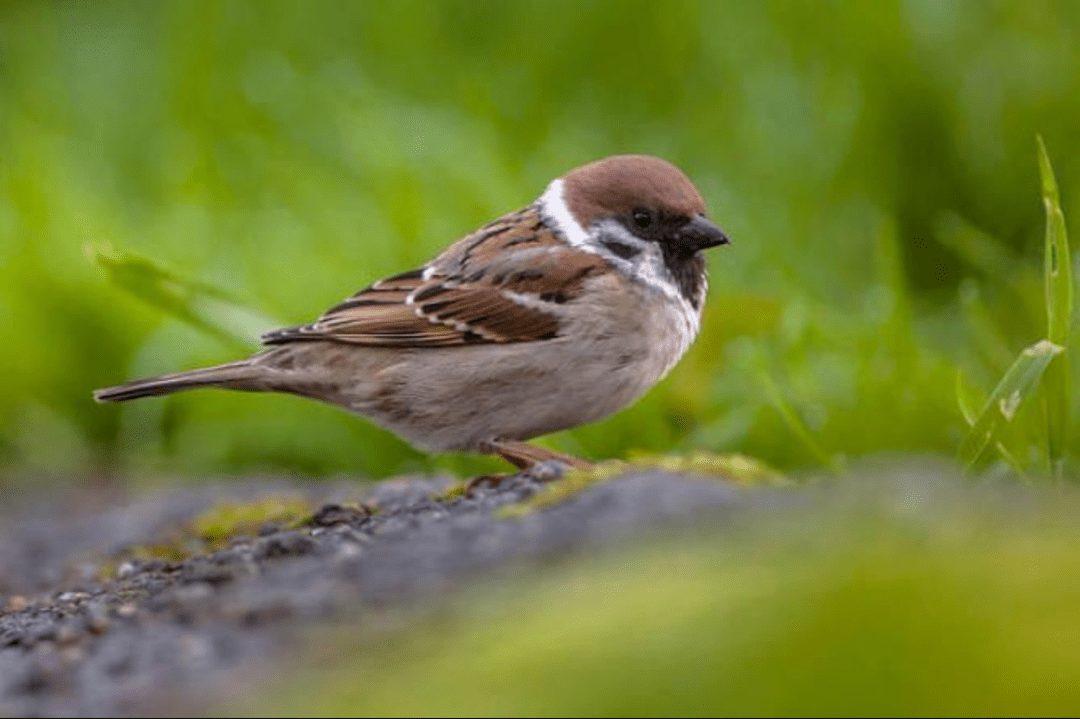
[[94, 155, 731, 475]]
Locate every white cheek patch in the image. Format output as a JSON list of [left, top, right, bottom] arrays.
[[589, 219, 681, 300], [635, 245, 678, 298], [537, 178, 589, 247]]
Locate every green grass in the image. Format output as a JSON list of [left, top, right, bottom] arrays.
[[958, 339, 1063, 472], [1, 0, 1079, 483], [953, 140, 1074, 477], [1038, 136, 1073, 478]]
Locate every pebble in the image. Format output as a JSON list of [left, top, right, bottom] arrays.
[[253, 531, 318, 560], [115, 604, 138, 618], [59, 646, 84, 666], [333, 543, 362, 561], [309, 503, 369, 527], [181, 560, 238, 586], [55, 622, 81, 647], [526, 460, 568, 482], [84, 605, 111, 635]]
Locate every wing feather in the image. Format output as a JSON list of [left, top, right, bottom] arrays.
[[261, 207, 608, 347]]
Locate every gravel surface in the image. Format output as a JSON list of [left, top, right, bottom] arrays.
[[0, 469, 746, 716]]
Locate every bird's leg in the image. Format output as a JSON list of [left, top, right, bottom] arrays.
[[465, 440, 592, 495], [487, 440, 592, 471]]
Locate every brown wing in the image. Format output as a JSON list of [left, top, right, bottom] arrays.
[[261, 207, 608, 347]]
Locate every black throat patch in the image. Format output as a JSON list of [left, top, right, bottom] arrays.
[[660, 247, 707, 310]]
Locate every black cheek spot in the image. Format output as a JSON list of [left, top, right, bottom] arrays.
[[602, 240, 640, 260], [540, 291, 567, 304]]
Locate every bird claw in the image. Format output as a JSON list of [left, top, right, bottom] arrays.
[[463, 473, 509, 496], [463, 460, 568, 496]]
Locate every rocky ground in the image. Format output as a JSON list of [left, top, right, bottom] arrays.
[[0, 465, 756, 716]]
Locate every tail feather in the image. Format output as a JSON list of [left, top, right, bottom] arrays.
[[93, 361, 261, 403]]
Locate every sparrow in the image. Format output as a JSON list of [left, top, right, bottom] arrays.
[[95, 155, 731, 474]]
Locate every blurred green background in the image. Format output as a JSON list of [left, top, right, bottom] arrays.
[[2, 0, 1079, 484]]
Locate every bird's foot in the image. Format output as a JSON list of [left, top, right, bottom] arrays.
[[463, 473, 510, 495], [463, 457, 580, 497], [465, 440, 592, 496], [463, 462, 567, 496]]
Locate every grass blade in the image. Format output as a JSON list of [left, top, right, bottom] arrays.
[[955, 370, 979, 427], [1037, 136, 1072, 477], [1039, 136, 1072, 344], [958, 371, 1032, 479], [958, 339, 1064, 472], [88, 245, 279, 351], [756, 367, 841, 473]]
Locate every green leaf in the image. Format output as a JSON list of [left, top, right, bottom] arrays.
[[958, 339, 1064, 472], [1037, 136, 1072, 477], [88, 245, 279, 351], [955, 371, 978, 427]]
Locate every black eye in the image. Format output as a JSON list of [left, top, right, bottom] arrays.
[[631, 208, 653, 229]]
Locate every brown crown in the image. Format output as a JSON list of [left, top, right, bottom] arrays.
[[562, 155, 707, 227]]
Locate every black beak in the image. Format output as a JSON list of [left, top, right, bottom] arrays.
[[678, 215, 732, 252]]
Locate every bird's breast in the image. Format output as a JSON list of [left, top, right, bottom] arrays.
[[568, 271, 702, 390]]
